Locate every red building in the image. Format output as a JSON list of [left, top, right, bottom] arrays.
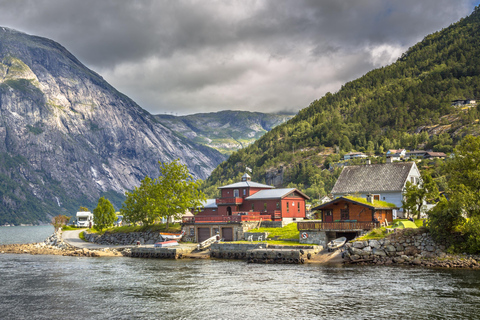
[[182, 173, 310, 242]]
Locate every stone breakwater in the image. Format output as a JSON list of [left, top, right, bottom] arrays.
[[0, 229, 122, 257], [344, 228, 480, 269], [83, 230, 167, 245]]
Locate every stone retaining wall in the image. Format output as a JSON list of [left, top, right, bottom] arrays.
[[210, 242, 320, 264], [84, 231, 166, 245], [344, 228, 480, 268]]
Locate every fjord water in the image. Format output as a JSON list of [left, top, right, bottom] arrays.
[[1, 227, 480, 319], [0, 225, 53, 244]]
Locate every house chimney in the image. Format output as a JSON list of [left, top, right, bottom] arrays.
[[242, 173, 251, 181], [366, 194, 374, 204]]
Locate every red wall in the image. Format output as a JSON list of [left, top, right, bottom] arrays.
[[281, 197, 306, 218]]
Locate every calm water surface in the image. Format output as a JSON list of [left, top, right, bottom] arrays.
[[0, 225, 54, 244], [1, 227, 480, 319]]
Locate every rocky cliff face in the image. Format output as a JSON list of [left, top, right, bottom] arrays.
[[0, 27, 225, 224]]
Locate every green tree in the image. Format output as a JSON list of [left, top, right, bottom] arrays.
[[154, 160, 206, 228], [121, 160, 206, 228], [402, 173, 439, 219], [427, 135, 480, 253], [121, 176, 157, 226], [93, 197, 116, 231]]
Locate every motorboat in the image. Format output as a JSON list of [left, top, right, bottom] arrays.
[[327, 237, 347, 251], [154, 240, 179, 247], [159, 230, 185, 241]]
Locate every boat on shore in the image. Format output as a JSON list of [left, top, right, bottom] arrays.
[[154, 240, 179, 247], [327, 237, 347, 252], [159, 230, 185, 241]]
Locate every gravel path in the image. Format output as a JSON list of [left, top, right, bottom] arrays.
[[62, 229, 132, 250]]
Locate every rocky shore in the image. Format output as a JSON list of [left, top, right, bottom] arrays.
[[3, 227, 480, 269], [0, 229, 122, 257], [343, 228, 480, 269]]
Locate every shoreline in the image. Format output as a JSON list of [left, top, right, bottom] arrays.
[[2, 229, 479, 269]]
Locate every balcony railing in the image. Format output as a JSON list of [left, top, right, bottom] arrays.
[[182, 213, 272, 224], [216, 197, 244, 205], [297, 220, 378, 231]]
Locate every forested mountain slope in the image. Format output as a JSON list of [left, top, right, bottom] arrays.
[[202, 7, 480, 200], [155, 111, 294, 155]]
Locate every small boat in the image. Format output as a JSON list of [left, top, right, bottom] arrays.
[[154, 240, 179, 248], [327, 237, 347, 251], [159, 230, 185, 241]]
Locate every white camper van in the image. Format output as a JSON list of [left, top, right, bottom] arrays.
[[76, 211, 93, 228]]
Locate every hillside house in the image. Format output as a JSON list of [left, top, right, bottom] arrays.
[[182, 173, 310, 243], [424, 151, 447, 159], [451, 99, 476, 106], [386, 149, 406, 161], [406, 150, 428, 158], [330, 162, 421, 218], [343, 152, 367, 160]]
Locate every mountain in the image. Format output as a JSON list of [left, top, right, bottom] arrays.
[[0, 27, 226, 225], [202, 7, 480, 200], [155, 111, 294, 155]]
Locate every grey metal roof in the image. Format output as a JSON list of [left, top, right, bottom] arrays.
[[218, 181, 274, 189], [245, 188, 307, 200], [331, 162, 416, 194], [246, 188, 295, 200]]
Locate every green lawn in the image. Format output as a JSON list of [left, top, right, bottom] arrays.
[[248, 223, 299, 240], [358, 219, 426, 241]]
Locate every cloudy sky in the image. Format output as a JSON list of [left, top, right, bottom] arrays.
[[0, 0, 479, 115]]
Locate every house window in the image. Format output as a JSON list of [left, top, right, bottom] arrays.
[[298, 202, 300, 212], [234, 189, 239, 197], [373, 195, 380, 201], [340, 209, 349, 220], [189, 228, 195, 236], [251, 203, 255, 211], [287, 202, 289, 212], [276, 202, 280, 209], [213, 228, 219, 235], [411, 177, 415, 184], [243, 189, 246, 196], [264, 203, 267, 212]]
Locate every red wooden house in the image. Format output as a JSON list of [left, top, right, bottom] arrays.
[[182, 173, 310, 242]]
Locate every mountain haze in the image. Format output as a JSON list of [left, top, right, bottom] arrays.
[[0, 27, 225, 225], [203, 7, 480, 199], [155, 111, 294, 155]]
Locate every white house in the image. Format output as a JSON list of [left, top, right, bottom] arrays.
[[343, 152, 368, 160], [330, 162, 421, 218]]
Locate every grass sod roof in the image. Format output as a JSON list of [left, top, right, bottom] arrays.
[[344, 196, 397, 209], [312, 196, 397, 211]]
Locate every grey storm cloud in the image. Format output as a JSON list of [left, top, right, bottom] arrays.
[[0, 0, 478, 114]]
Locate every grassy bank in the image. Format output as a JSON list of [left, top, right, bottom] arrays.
[[358, 219, 426, 240], [248, 223, 299, 240], [87, 223, 182, 235]]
